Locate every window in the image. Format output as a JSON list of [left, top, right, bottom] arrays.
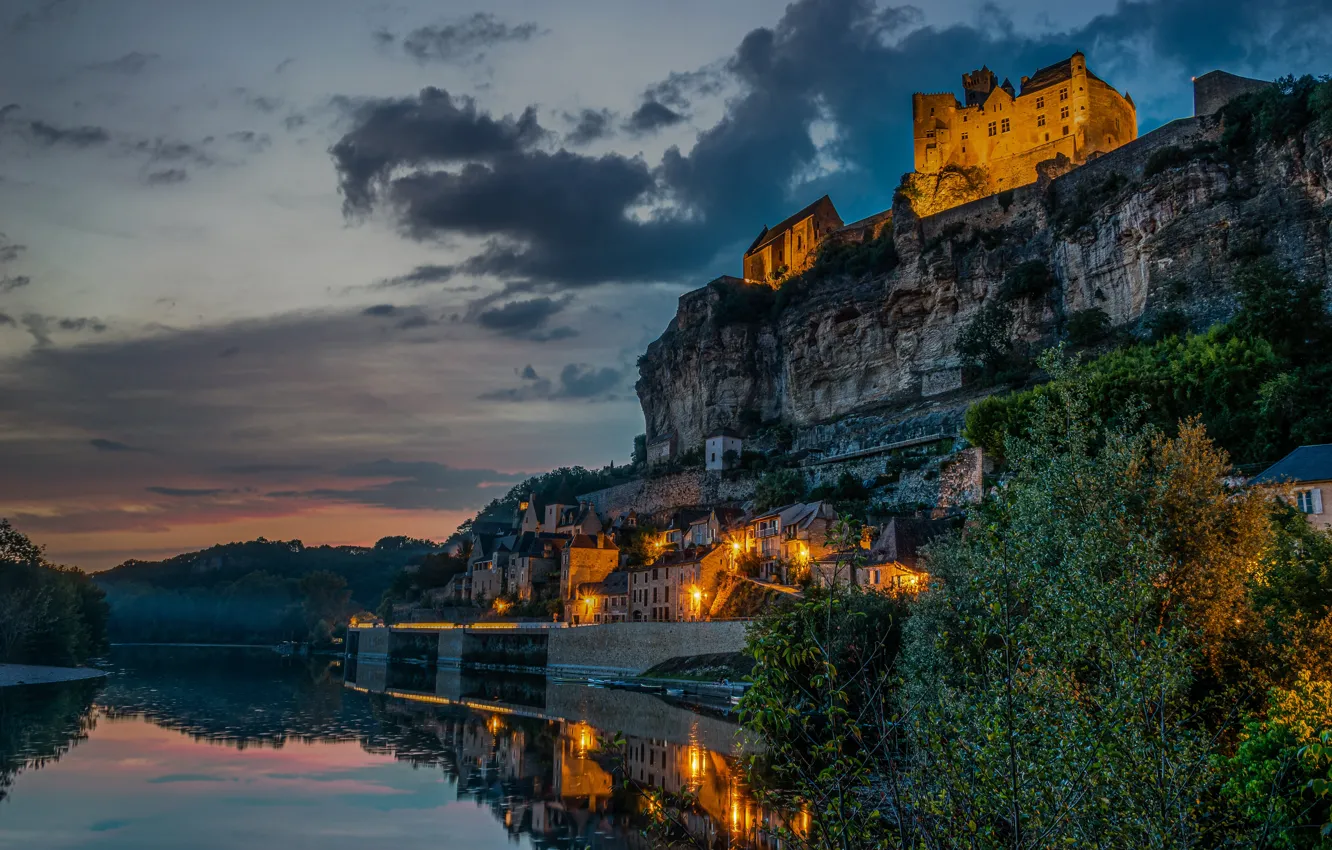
[[1044, 132, 1050, 141], [930, 107, 935, 115], [960, 132, 968, 140], [987, 121, 997, 137], [1059, 87, 1068, 101], [925, 130, 935, 138], [664, 586, 670, 602], [1297, 489, 1323, 514], [1037, 114, 1046, 127], [1060, 106, 1069, 119], [1001, 118, 1010, 133], [1035, 96, 1045, 109], [1062, 125, 1069, 136]]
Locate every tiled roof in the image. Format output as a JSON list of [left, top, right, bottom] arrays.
[[1251, 445, 1332, 485]]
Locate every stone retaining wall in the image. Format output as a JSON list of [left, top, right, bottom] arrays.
[[547, 621, 749, 677], [578, 470, 757, 518]]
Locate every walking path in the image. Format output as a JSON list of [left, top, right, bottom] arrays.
[[0, 663, 107, 689]]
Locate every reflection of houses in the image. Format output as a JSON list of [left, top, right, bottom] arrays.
[[630, 545, 728, 622], [1252, 444, 1332, 529]]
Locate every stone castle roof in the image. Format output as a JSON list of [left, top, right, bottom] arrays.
[[1019, 53, 1106, 96]]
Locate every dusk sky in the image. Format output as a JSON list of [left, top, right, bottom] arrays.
[[1, 0, 1327, 570]]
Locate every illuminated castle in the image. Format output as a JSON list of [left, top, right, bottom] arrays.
[[912, 51, 1137, 200]]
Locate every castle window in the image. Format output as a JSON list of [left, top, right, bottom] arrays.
[[960, 132, 968, 140], [987, 121, 997, 137], [925, 130, 935, 138], [1001, 118, 1010, 133], [1062, 125, 1069, 136], [1036, 96, 1045, 109], [1037, 114, 1046, 127], [1059, 87, 1068, 101], [1045, 133, 1049, 141], [1060, 106, 1069, 119]]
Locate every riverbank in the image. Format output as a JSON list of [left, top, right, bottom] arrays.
[[0, 663, 108, 689]]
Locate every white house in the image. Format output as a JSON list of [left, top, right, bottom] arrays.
[[704, 429, 742, 471]]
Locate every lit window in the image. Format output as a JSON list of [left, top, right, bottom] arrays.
[[1036, 96, 1045, 109], [988, 121, 997, 136], [1001, 118, 1010, 133], [1061, 106, 1069, 119], [1037, 114, 1046, 127]]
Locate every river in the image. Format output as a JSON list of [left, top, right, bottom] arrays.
[[0, 646, 794, 849]]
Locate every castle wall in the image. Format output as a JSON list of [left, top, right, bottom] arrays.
[[1194, 70, 1272, 117]]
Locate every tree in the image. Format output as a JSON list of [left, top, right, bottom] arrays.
[[754, 468, 807, 512], [898, 355, 1268, 848], [0, 519, 107, 666], [298, 571, 351, 644]]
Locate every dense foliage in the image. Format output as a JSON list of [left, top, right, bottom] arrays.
[[96, 536, 425, 644], [965, 257, 1332, 465], [459, 464, 638, 536], [1220, 74, 1332, 159], [741, 357, 1332, 848], [0, 520, 108, 666], [753, 468, 808, 512]]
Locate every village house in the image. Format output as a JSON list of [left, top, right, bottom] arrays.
[[742, 195, 844, 283], [704, 429, 743, 471], [645, 433, 677, 467], [912, 51, 1137, 200], [741, 501, 838, 584], [1252, 445, 1332, 530], [659, 508, 711, 550], [630, 545, 729, 622], [559, 533, 620, 612], [811, 514, 960, 591], [545, 502, 604, 537], [503, 532, 568, 601], [686, 507, 746, 549], [573, 572, 630, 625]]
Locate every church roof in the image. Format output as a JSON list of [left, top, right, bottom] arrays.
[[745, 195, 840, 256]]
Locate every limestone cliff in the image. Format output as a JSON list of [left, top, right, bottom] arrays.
[[637, 114, 1332, 452]]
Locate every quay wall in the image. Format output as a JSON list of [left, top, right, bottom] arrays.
[[547, 621, 748, 678]]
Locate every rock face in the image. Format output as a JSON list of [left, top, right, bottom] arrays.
[[637, 115, 1332, 451]]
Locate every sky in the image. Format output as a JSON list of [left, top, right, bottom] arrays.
[[1, 0, 1328, 570]]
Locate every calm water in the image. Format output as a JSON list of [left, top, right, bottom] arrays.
[[0, 647, 784, 849]]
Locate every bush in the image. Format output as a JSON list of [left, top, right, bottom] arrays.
[[1065, 306, 1111, 345], [956, 301, 1016, 379], [753, 468, 807, 512], [1143, 144, 1193, 178], [1000, 260, 1057, 301], [1220, 75, 1332, 158], [1146, 307, 1190, 341]]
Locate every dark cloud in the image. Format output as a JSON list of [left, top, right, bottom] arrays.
[[643, 67, 726, 111], [0, 275, 31, 292], [145, 486, 228, 498], [27, 120, 110, 148], [275, 58, 295, 74], [0, 235, 24, 264], [0, 104, 18, 120], [90, 438, 141, 453], [0, 312, 16, 327], [282, 114, 306, 132], [361, 303, 397, 316], [272, 459, 526, 511], [531, 326, 578, 342], [563, 108, 616, 146], [10, 0, 79, 34], [400, 13, 543, 64], [22, 314, 106, 346], [331, 86, 546, 214], [475, 296, 568, 335], [376, 264, 457, 288], [622, 100, 685, 135], [220, 463, 316, 475], [394, 314, 433, 330], [144, 168, 188, 186], [335, 0, 1332, 289], [480, 361, 624, 402], [132, 137, 212, 166], [85, 51, 158, 74], [371, 28, 395, 47], [227, 130, 271, 152]]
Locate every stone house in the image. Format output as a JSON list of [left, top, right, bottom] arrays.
[[646, 433, 676, 467], [704, 429, 743, 471], [470, 562, 502, 605], [630, 545, 728, 622], [686, 507, 746, 548], [814, 515, 960, 591], [559, 533, 620, 606], [742, 195, 844, 283], [662, 508, 712, 550], [912, 52, 1137, 201], [742, 501, 838, 583], [546, 502, 604, 537], [1252, 445, 1332, 530], [504, 532, 568, 601], [572, 571, 630, 625]]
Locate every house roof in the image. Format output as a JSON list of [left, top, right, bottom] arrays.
[[1251, 445, 1332, 485], [578, 571, 629, 596], [744, 195, 840, 257], [712, 507, 747, 528], [706, 427, 743, 439], [668, 508, 712, 530], [868, 515, 961, 567], [749, 500, 835, 528], [569, 534, 618, 551]]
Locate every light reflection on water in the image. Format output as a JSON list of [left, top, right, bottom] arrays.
[[0, 647, 789, 849]]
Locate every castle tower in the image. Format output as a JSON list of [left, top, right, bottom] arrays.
[[962, 66, 997, 107]]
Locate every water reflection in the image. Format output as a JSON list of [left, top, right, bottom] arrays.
[[0, 648, 788, 849]]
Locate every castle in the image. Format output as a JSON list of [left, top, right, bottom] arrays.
[[912, 51, 1137, 196]]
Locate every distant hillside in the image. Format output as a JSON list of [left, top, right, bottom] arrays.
[[96, 536, 440, 644]]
